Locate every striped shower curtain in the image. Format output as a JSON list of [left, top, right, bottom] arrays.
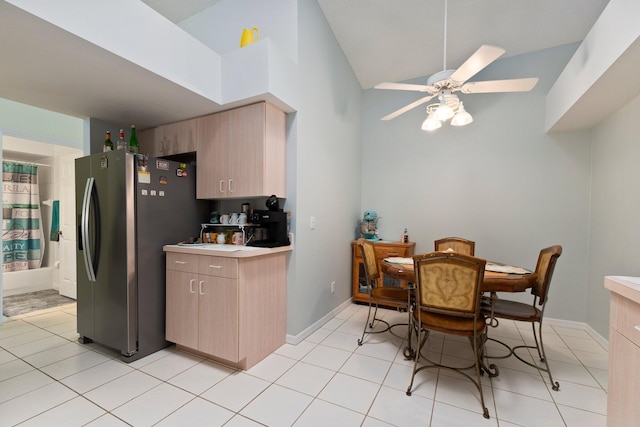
[[2, 162, 44, 272]]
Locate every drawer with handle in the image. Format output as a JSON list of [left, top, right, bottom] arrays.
[[198, 255, 238, 279], [610, 292, 640, 348], [166, 253, 198, 273]]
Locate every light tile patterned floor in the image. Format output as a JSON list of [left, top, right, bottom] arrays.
[[0, 303, 608, 426]]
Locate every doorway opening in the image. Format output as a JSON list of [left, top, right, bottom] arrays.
[[2, 135, 82, 318]]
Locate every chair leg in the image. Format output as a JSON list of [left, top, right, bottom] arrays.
[[402, 316, 417, 360], [503, 321, 560, 392], [406, 321, 427, 396], [358, 300, 390, 345], [472, 333, 490, 419], [357, 300, 375, 345], [531, 321, 560, 391]]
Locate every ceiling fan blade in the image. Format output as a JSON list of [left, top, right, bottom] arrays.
[[381, 94, 436, 121], [460, 77, 539, 94], [374, 82, 434, 93], [448, 45, 506, 84]]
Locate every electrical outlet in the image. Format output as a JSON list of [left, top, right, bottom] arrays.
[[310, 216, 316, 230], [331, 281, 336, 293]]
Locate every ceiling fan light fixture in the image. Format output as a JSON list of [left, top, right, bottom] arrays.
[[434, 103, 454, 121], [450, 102, 473, 126], [421, 112, 442, 131]]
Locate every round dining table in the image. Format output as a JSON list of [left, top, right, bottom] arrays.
[[380, 259, 538, 293]]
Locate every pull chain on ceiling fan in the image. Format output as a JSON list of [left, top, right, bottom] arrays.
[[374, 0, 539, 131]]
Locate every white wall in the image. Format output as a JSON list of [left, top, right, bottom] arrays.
[[588, 93, 640, 338], [180, 0, 297, 63], [361, 43, 592, 323], [0, 98, 84, 147]]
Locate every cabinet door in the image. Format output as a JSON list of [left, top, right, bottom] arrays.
[[608, 328, 640, 426], [196, 112, 228, 198], [166, 270, 198, 348], [139, 128, 161, 157], [227, 103, 264, 198], [162, 119, 196, 156], [197, 276, 239, 361]]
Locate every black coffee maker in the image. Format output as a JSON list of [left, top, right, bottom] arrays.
[[247, 195, 290, 248]]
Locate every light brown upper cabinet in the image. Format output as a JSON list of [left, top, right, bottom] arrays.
[[196, 102, 286, 199], [139, 119, 197, 158]]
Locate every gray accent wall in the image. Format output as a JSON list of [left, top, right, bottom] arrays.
[[288, 0, 363, 335], [361, 43, 592, 324]]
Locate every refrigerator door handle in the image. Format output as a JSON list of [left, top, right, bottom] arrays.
[[81, 177, 97, 282]]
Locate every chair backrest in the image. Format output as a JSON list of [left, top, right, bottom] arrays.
[[413, 251, 486, 317], [532, 245, 562, 305], [357, 238, 380, 284], [434, 237, 475, 256]]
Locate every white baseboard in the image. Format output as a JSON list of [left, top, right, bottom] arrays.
[[286, 299, 353, 345], [545, 316, 609, 349], [284, 305, 611, 351]]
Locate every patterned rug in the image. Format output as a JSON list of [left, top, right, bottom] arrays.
[[3, 289, 75, 317]]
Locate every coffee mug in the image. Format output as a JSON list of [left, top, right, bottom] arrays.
[[230, 213, 239, 224], [232, 232, 243, 245], [238, 213, 248, 224], [220, 214, 230, 224], [216, 233, 226, 244]]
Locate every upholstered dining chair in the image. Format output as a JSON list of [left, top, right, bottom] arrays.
[[434, 237, 475, 255], [356, 238, 412, 347], [483, 245, 563, 391], [407, 251, 494, 419]]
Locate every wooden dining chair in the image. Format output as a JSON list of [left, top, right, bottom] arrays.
[[483, 245, 562, 391], [434, 237, 475, 255], [356, 238, 412, 347], [407, 251, 495, 419]]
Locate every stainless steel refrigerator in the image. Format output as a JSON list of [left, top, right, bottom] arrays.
[[75, 150, 207, 362]]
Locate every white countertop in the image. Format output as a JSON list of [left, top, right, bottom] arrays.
[[605, 276, 640, 305], [163, 243, 293, 258]]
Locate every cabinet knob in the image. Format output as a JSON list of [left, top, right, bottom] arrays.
[[189, 279, 195, 293], [175, 260, 187, 265], [209, 265, 223, 269], [199, 280, 205, 295], [635, 326, 640, 333]]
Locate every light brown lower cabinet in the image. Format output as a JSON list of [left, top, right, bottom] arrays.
[[165, 251, 286, 370], [605, 276, 640, 427]]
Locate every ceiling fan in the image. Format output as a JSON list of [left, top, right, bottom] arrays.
[[375, 0, 539, 129]]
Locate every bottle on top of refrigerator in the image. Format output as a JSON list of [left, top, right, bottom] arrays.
[[103, 131, 113, 152], [128, 125, 139, 154], [116, 129, 127, 150]]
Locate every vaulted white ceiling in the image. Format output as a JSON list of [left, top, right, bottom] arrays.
[[145, 0, 610, 89], [0, 0, 611, 129]]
